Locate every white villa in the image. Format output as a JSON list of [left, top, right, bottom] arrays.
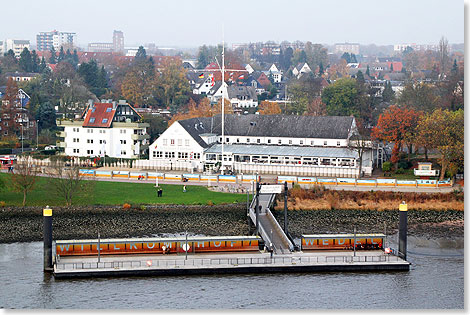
[[56, 100, 149, 159]]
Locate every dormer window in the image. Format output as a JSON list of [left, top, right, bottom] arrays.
[[106, 108, 112, 112], [91, 108, 96, 113], [89, 117, 95, 123]]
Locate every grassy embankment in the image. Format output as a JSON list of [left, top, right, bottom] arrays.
[[274, 185, 464, 211], [0, 173, 244, 207]]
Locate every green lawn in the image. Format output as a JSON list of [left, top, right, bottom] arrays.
[[0, 173, 244, 207]]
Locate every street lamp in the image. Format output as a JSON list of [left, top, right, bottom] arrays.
[[21, 123, 24, 154], [36, 120, 39, 150]]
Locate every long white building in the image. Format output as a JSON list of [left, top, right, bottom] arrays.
[[56, 100, 149, 159], [146, 114, 376, 177]]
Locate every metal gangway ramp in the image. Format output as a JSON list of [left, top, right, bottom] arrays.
[[249, 184, 294, 254]]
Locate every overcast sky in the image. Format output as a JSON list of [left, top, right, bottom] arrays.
[[1, 0, 464, 48]]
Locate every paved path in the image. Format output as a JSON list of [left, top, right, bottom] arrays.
[[0, 168, 459, 193]]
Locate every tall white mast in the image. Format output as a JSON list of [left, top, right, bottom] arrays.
[[221, 26, 225, 174]]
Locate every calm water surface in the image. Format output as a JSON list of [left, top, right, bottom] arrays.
[[0, 236, 463, 309]]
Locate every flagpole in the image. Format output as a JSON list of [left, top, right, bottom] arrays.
[[221, 25, 225, 175]]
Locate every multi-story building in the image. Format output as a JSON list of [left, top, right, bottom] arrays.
[[0, 88, 36, 140], [113, 30, 124, 53], [4, 39, 30, 57], [393, 43, 439, 52], [334, 43, 360, 55], [56, 100, 149, 159], [36, 30, 77, 51], [148, 114, 376, 177], [87, 42, 114, 52], [88, 30, 124, 53]]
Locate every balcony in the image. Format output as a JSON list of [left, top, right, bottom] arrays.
[[131, 143, 149, 152], [56, 131, 66, 138], [57, 141, 66, 148], [131, 133, 150, 141], [56, 119, 83, 127]]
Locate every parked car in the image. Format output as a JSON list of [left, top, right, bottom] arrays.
[[44, 145, 57, 151]]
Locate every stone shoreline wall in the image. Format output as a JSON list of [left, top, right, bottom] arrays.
[[0, 204, 463, 244]]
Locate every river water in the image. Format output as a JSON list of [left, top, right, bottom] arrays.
[[0, 235, 463, 309]]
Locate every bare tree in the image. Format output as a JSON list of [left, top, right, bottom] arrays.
[[438, 36, 449, 79], [10, 160, 40, 206], [348, 123, 372, 179], [47, 159, 94, 206]]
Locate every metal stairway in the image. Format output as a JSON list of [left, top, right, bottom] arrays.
[[249, 191, 294, 254]]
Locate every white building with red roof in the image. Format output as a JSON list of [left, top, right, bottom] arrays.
[[56, 100, 149, 159]]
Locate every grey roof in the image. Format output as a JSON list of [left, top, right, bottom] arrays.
[[226, 86, 257, 100], [208, 81, 222, 95], [177, 114, 355, 141], [205, 144, 359, 158], [178, 117, 216, 148]]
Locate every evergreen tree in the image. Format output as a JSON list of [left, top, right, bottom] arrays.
[[19, 48, 32, 72], [196, 45, 210, 68], [6, 49, 15, 59], [341, 52, 351, 63], [319, 62, 324, 75], [366, 65, 370, 76], [31, 50, 39, 73], [72, 50, 79, 67], [78, 59, 99, 87], [49, 46, 56, 64], [39, 57, 48, 73], [299, 50, 307, 63], [98, 66, 108, 89], [58, 47, 65, 63], [451, 59, 458, 74], [35, 102, 57, 131], [135, 46, 147, 62], [382, 81, 395, 103], [390, 63, 394, 72], [148, 56, 155, 71], [356, 70, 365, 84]]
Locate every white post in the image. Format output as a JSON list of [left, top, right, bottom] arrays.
[[221, 28, 225, 175]]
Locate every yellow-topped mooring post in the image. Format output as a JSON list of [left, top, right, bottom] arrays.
[[43, 205, 53, 272], [399, 202, 408, 260]]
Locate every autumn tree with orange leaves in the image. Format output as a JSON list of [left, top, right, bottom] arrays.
[[258, 101, 281, 115], [371, 105, 421, 165]]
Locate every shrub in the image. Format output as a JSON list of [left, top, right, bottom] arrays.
[[140, 205, 147, 211], [207, 200, 213, 206], [395, 168, 405, 174], [382, 161, 393, 172], [398, 160, 411, 169], [326, 191, 339, 210], [0, 201, 5, 207], [123, 203, 131, 210]]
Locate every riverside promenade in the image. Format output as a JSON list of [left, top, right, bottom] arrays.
[[1, 167, 459, 193], [83, 167, 458, 193]]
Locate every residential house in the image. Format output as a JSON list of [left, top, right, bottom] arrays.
[[226, 86, 258, 108], [56, 100, 149, 158], [292, 63, 312, 79], [5, 72, 40, 82], [0, 88, 35, 140]]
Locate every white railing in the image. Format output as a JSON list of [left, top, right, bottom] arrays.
[[55, 254, 402, 271]]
